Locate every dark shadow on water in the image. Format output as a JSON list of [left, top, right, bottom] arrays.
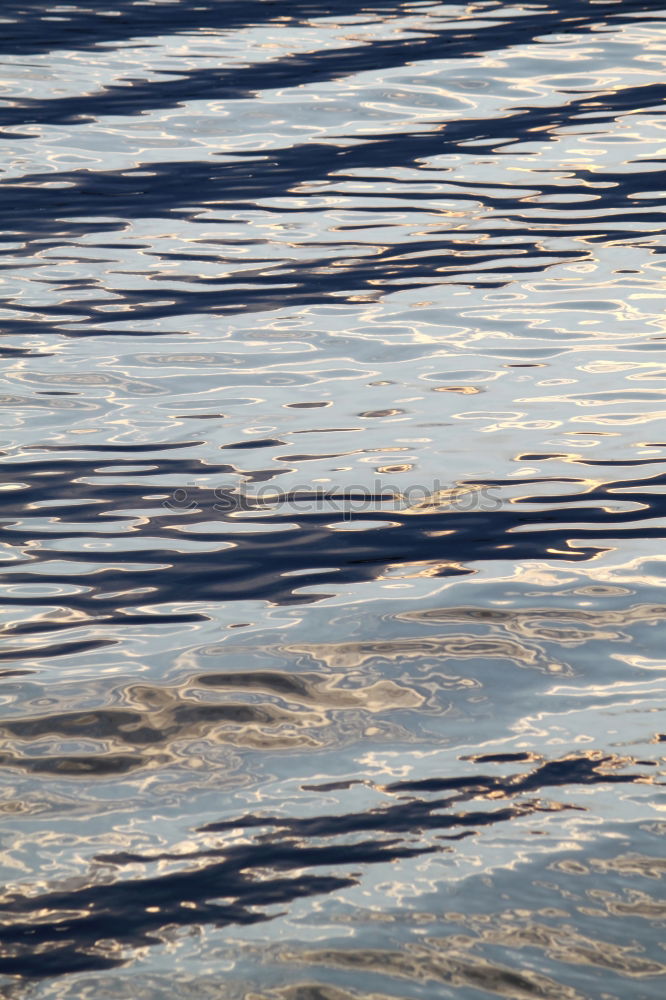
[[0, 751, 653, 978]]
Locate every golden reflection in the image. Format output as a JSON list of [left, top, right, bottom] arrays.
[[587, 854, 666, 880], [378, 559, 469, 578], [248, 986, 399, 1000], [285, 633, 559, 672], [432, 385, 481, 394], [397, 603, 666, 644], [0, 670, 424, 766], [440, 910, 666, 978], [279, 941, 585, 1000]]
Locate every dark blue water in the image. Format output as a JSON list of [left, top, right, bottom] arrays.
[[1, 1, 665, 996]]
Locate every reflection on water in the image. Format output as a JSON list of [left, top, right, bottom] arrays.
[[0, 0, 665, 996]]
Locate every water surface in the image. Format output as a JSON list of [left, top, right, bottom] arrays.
[[0, 2, 665, 997]]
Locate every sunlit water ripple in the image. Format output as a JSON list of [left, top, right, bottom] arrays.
[[0, 1, 665, 997]]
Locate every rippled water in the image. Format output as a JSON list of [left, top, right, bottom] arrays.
[[1, 1, 665, 996]]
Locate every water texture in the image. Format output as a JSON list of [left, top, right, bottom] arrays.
[[0, 1, 665, 997]]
